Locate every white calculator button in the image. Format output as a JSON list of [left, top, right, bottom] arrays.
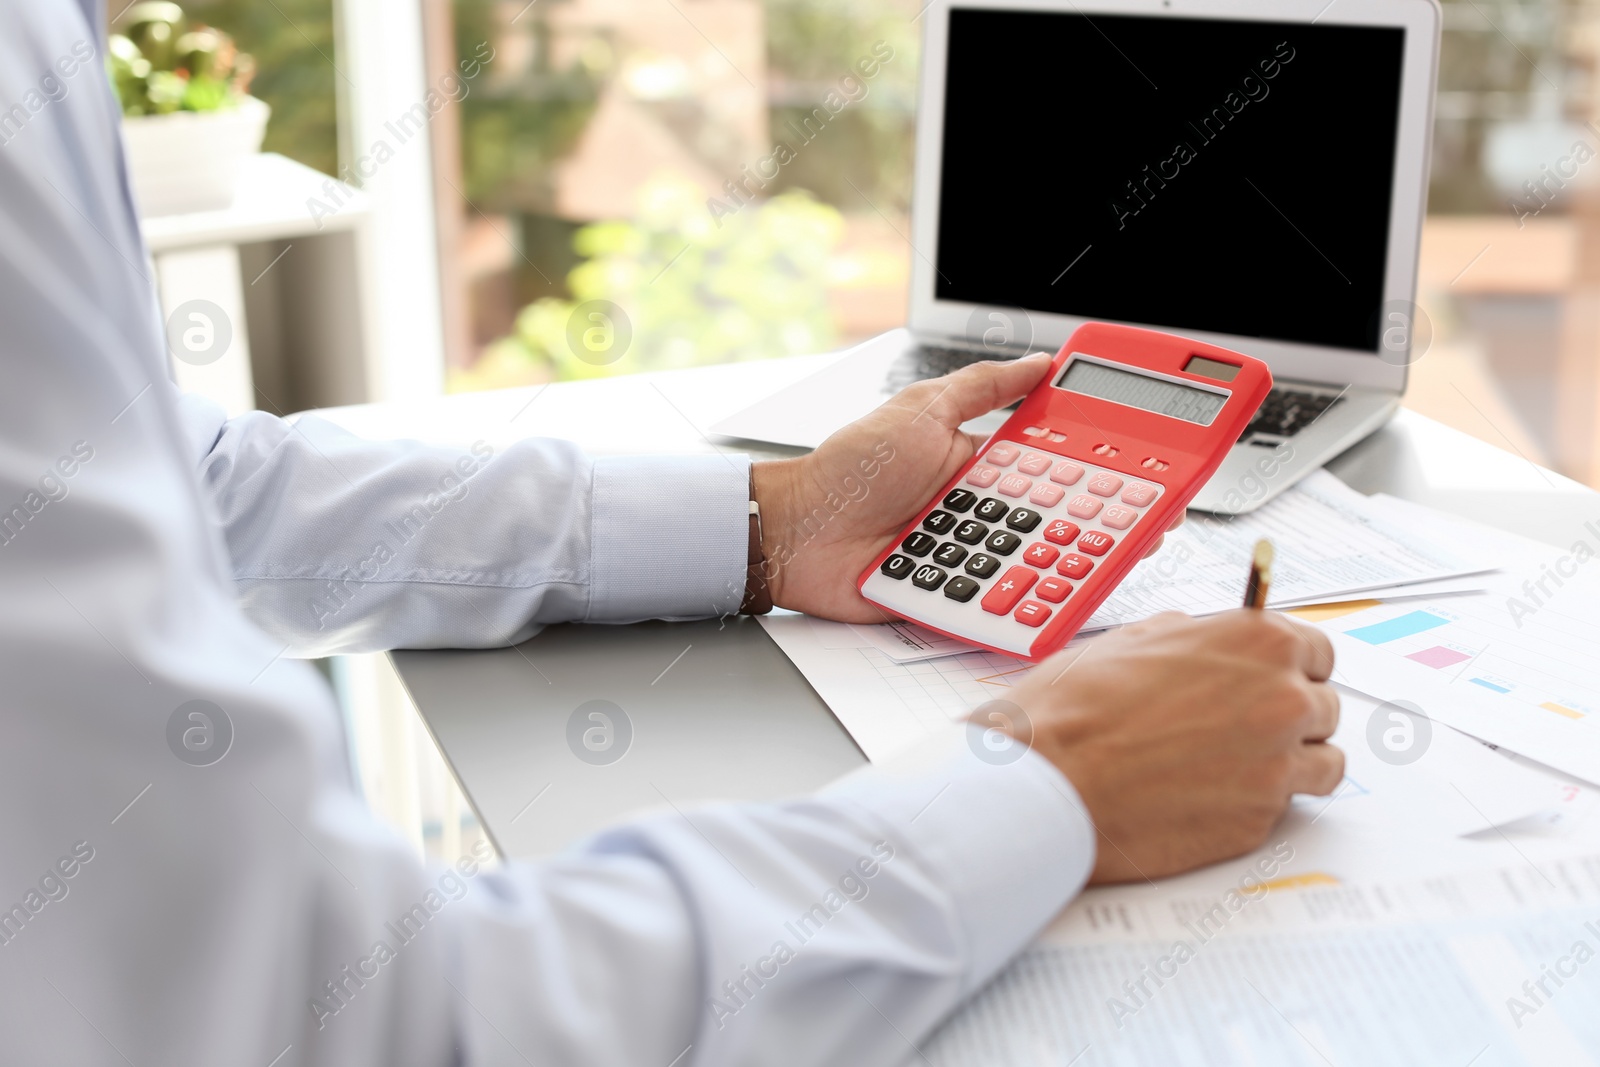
[[985, 443, 1021, 466], [1121, 481, 1159, 506], [1066, 494, 1102, 519], [1016, 452, 1053, 476], [966, 465, 1000, 488], [1087, 472, 1123, 497], [997, 473, 1032, 498], [1101, 505, 1138, 530], [1029, 483, 1065, 508], [1049, 461, 1085, 486]]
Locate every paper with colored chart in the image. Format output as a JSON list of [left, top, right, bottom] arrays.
[[1286, 495, 1600, 788], [1302, 591, 1600, 786]]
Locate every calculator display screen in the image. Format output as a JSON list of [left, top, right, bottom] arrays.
[[1057, 359, 1228, 426]]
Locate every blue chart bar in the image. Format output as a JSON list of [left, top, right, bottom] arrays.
[[1471, 678, 1512, 694], [1346, 610, 1450, 646]]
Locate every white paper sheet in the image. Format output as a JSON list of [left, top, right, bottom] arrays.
[[925, 854, 1600, 1067], [1079, 470, 1492, 630], [1296, 552, 1600, 786], [759, 618, 1568, 837]]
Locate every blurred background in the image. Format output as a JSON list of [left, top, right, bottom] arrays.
[[106, 0, 1600, 860]]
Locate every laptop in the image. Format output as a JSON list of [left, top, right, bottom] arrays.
[[711, 0, 1442, 514]]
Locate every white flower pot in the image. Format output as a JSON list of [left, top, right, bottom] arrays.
[[121, 95, 270, 217]]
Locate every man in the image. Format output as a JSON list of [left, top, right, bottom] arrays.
[[0, 2, 1341, 1063]]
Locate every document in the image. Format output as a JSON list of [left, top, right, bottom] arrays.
[[762, 616, 1571, 830], [925, 853, 1600, 1066], [1294, 533, 1600, 785], [1081, 469, 1491, 629]]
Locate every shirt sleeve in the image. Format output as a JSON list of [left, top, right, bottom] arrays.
[[0, 6, 1098, 1067], [178, 395, 751, 657]]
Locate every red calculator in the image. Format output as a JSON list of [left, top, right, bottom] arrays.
[[858, 323, 1271, 661]]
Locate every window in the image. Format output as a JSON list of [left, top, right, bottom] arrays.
[[440, 0, 919, 391]]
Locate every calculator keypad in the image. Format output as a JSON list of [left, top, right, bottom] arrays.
[[997, 473, 1032, 497], [862, 440, 1166, 656], [1023, 542, 1059, 568], [1042, 519, 1080, 545], [942, 488, 978, 513], [1014, 600, 1052, 627], [944, 576, 981, 602], [1005, 508, 1043, 533], [1057, 553, 1094, 579], [966, 466, 1001, 488], [965, 553, 1001, 578], [974, 498, 1009, 522], [952, 519, 988, 544], [1029, 484, 1065, 508], [1016, 452, 1054, 476], [1066, 495, 1102, 519], [985, 531, 1022, 555], [981, 567, 1037, 614]]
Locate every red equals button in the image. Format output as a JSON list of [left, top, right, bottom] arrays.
[[1014, 600, 1052, 627]]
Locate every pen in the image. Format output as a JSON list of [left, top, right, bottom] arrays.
[[1243, 538, 1274, 609]]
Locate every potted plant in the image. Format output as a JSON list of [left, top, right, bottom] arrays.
[[109, 2, 269, 217]]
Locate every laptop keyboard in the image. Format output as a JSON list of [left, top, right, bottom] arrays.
[[1240, 388, 1342, 441], [884, 344, 1343, 442], [884, 344, 1009, 394]]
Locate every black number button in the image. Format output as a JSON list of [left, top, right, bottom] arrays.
[[942, 489, 978, 513], [944, 576, 980, 602], [985, 531, 1022, 555], [880, 554, 915, 579], [933, 542, 968, 568], [952, 519, 989, 545], [922, 510, 957, 535], [1006, 507, 1042, 533], [911, 564, 947, 590], [901, 531, 938, 557], [965, 553, 1001, 578], [974, 497, 1009, 522]]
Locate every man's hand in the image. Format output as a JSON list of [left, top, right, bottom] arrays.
[[753, 354, 1177, 622], [1001, 610, 1342, 883]]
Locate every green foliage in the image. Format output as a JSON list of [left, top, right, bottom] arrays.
[[451, 0, 602, 207], [495, 174, 842, 381], [107, 3, 254, 116], [146, 0, 339, 176]]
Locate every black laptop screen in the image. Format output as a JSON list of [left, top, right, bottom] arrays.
[[933, 8, 1407, 353]]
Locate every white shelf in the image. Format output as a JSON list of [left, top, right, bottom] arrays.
[[141, 152, 370, 253]]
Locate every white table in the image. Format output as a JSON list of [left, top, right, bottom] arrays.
[[315, 352, 1600, 1057], [308, 351, 1600, 860]]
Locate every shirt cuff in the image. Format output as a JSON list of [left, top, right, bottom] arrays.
[[588, 454, 751, 623], [820, 722, 1096, 994]]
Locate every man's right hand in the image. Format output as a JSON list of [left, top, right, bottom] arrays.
[[998, 610, 1342, 884]]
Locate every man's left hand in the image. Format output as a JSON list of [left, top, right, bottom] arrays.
[[753, 353, 1177, 622]]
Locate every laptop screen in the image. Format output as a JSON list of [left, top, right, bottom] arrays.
[[934, 8, 1407, 354]]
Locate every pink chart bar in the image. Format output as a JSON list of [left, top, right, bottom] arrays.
[[1405, 646, 1473, 670]]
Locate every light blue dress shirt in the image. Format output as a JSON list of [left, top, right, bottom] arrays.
[[0, 3, 1097, 1064]]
